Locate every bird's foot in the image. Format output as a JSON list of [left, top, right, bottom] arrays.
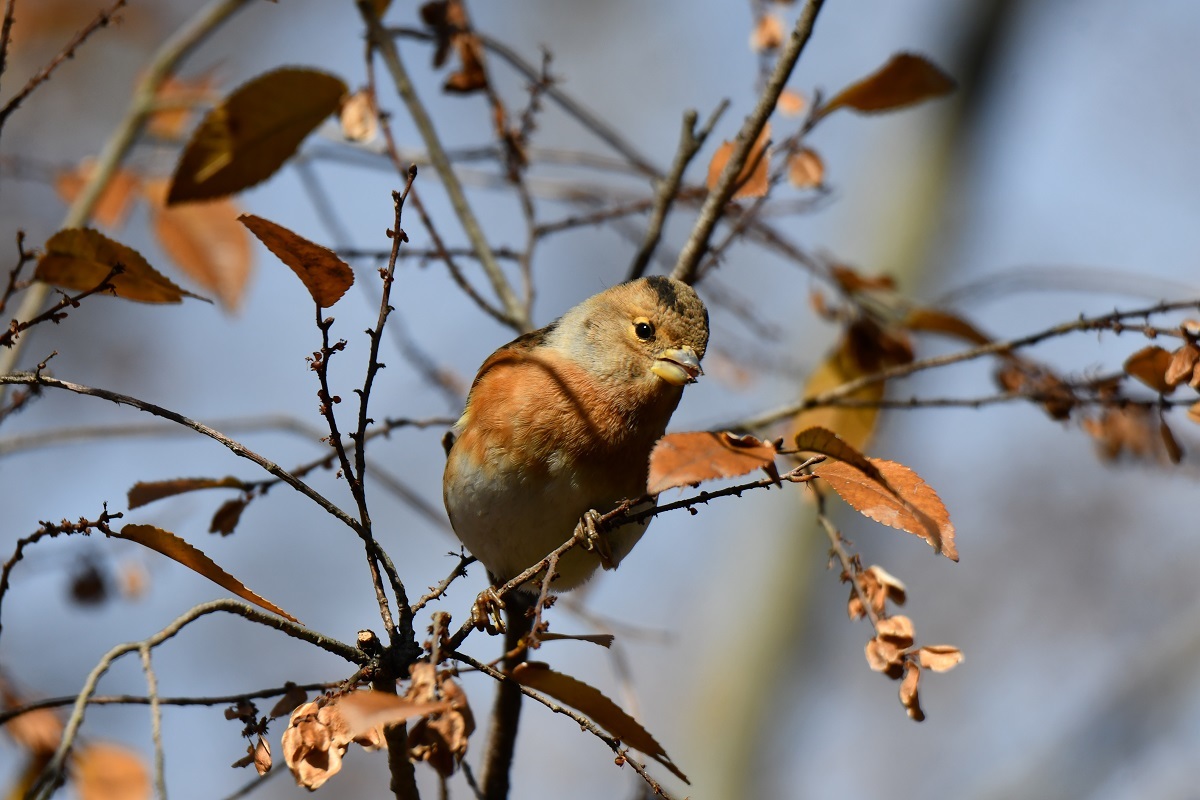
[[470, 587, 506, 634], [574, 509, 615, 570]]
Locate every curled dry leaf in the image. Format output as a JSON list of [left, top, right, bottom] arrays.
[[239, 214, 354, 308], [875, 614, 914, 647], [127, 476, 244, 510], [793, 426, 884, 484], [72, 741, 151, 800], [537, 632, 616, 648], [143, 179, 253, 312], [1165, 343, 1199, 387], [117, 524, 298, 622], [511, 662, 688, 784], [749, 13, 784, 52], [339, 89, 379, 143], [253, 735, 272, 776], [817, 52, 955, 121], [647, 431, 778, 495], [1160, 418, 1184, 465], [847, 564, 906, 620], [54, 159, 141, 229], [864, 637, 904, 679], [405, 663, 475, 777], [1081, 407, 1158, 462], [167, 68, 347, 204], [1124, 345, 1174, 394], [814, 458, 958, 561], [35, 228, 204, 304], [282, 692, 449, 790], [916, 645, 963, 673], [899, 663, 924, 722], [706, 123, 771, 201], [786, 148, 824, 189]]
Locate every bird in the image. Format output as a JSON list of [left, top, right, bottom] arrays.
[[442, 276, 709, 604]]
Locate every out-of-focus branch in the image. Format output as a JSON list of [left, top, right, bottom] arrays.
[[358, 1, 529, 332], [0, 0, 257, 378], [672, 0, 826, 285]]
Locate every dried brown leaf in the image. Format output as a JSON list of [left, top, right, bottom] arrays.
[[167, 68, 347, 204], [143, 180, 253, 312], [1189, 400, 1200, 425], [339, 89, 379, 142], [239, 214, 353, 308], [253, 735, 272, 776], [818, 52, 955, 120], [445, 33, 487, 93], [210, 497, 249, 536], [54, 160, 141, 229], [867, 564, 906, 605], [864, 637, 904, 678], [537, 632, 615, 648], [1165, 344, 1199, 387], [1082, 407, 1157, 462], [2, 699, 62, 757], [786, 148, 824, 189], [1160, 418, 1184, 464], [916, 645, 963, 673], [749, 13, 784, 52], [647, 431, 778, 495], [875, 614, 914, 647], [830, 264, 895, 295], [127, 476, 244, 510], [35, 228, 203, 304], [706, 123, 771, 201], [512, 662, 688, 784], [117, 524, 297, 622], [73, 741, 151, 800], [269, 683, 309, 720], [336, 690, 450, 742], [900, 663, 924, 721], [406, 667, 475, 777], [814, 458, 958, 560], [902, 307, 992, 346], [1124, 345, 1174, 394]]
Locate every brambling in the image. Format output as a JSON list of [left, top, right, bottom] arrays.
[[442, 276, 709, 595]]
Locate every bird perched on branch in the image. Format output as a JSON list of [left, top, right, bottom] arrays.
[[443, 276, 709, 602]]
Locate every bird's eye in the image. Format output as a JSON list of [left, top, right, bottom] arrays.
[[633, 320, 655, 340]]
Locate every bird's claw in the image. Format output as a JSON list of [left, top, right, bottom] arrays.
[[574, 509, 615, 570], [471, 587, 506, 634]]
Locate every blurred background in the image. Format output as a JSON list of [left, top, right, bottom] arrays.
[[2, 0, 1200, 797]]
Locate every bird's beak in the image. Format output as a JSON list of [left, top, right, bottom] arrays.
[[651, 347, 703, 386]]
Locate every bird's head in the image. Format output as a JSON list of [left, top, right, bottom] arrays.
[[551, 276, 709, 389]]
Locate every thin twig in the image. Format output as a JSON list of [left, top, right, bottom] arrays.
[[0, 372, 362, 531], [29, 599, 366, 800], [733, 298, 1200, 431], [672, 0, 827, 285], [411, 552, 476, 614], [450, 650, 677, 799], [0, 681, 338, 727], [139, 644, 167, 800], [359, 1, 529, 331], [628, 101, 728, 280], [0, 0, 127, 132]]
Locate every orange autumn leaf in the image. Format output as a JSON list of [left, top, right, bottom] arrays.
[[512, 662, 688, 784], [1124, 345, 1174, 394], [144, 179, 253, 311], [1165, 344, 1199, 387], [73, 742, 151, 800], [53, 160, 141, 229], [706, 123, 771, 201], [116, 524, 297, 621], [817, 52, 955, 121], [786, 147, 824, 189], [35, 228, 204, 304], [647, 431, 778, 495], [167, 68, 347, 204], [146, 72, 220, 140], [815, 458, 958, 560], [127, 476, 244, 509], [239, 214, 353, 308], [749, 13, 784, 52]]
